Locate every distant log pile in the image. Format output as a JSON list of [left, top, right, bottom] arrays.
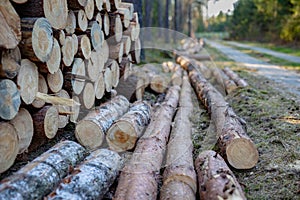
[[0, 0, 141, 173]]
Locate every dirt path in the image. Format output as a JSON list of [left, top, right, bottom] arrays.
[[226, 41, 300, 64], [205, 39, 300, 97]]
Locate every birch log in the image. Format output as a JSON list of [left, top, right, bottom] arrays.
[[0, 140, 86, 199], [223, 67, 249, 87], [195, 150, 246, 200], [160, 76, 197, 200], [177, 56, 259, 169], [75, 95, 130, 150], [106, 101, 151, 152], [47, 149, 122, 200], [0, 79, 21, 120], [0, 122, 19, 173], [114, 86, 180, 200]]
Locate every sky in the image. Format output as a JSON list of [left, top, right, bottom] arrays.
[[204, 0, 238, 18]]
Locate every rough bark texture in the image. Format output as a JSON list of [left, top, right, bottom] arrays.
[[211, 67, 238, 95], [75, 95, 130, 150], [223, 67, 249, 87], [0, 122, 19, 173], [0, 140, 86, 199], [106, 101, 151, 152], [177, 56, 259, 169], [0, 79, 21, 120], [160, 76, 197, 200], [114, 86, 180, 200], [47, 149, 123, 200], [195, 150, 247, 200]]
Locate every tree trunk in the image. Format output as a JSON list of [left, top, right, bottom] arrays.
[[106, 101, 151, 152], [195, 150, 247, 200], [160, 75, 197, 200], [47, 68, 64, 93], [223, 67, 249, 87], [9, 108, 33, 154], [157, 0, 163, 37], [0, 47, 21, 79], [0, 140, 86, 199], [47, 149, 122, 200], [177, 56, 259, 169], [114, 86, 180, 200], [32, 74, 48, 108], [75, 95, 130, 150], [17, 59, 38, 105], [0, 122, 19, 173], [0, 0, 21, 49]]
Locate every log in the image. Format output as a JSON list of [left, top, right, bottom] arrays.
[[177, 56, 259, 169], [116, 8, 131, 28], [43, 0, 68, 29], [55, 89, 71, 129], [86, 50, 104, 82], [110, 59, 120, 87], [10, 108, 33, 154], [95, 0, 103, 11], [72, 33, 79, 56], [171, 66, 183, 86], [106, 101, 151, 152], [11, 0, 28, 3], [47, 68, 64, 93], [0, 0, 21, 49], [84, 0, 95, 20], [119, 2, 134, 20], [119, 56, 131, 78], [65, 10, 76, 34], [223, 67, 249, 87], [0, 140, 86, 199], [0, 122, 19, 173], [142, 64, 168, 93], [94, 72, 105, 99], [104, 65, 113, 92], [47, 149, 122, 200], [211, 67, 238, 94], [32, 74, 48, 108], [0, 47, 21, 79], [70, 96, 80, 123], [90, 21, 104, 51], [130, 38, 141, 64], [0, 79, 21, 120], [77, 34, 92, 59], [121, 35, 131, 55], [114, 86, 180, 199], [109, 14, 123, 43], [35, 92, 80, 107], [80, 82, 95, 109], [46, 38, 61, 74], [195, 150, 246, 200], [13, 0, 44, 17], [17, 59, 39, 105], [103, 0, 111, 12], [76, 9, 88, 32], [160, 75, 197, 200], [102, 12, 110, 36], [75, 95, 130, 150], [67, 0, 86, 10], [64, 58, 86, 95], [109, 41, 124, 63]]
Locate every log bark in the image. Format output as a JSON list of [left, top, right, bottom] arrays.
[[95, 0, 103, 11], [211, 67, 238, 94], [55, 89, 71, 129], [65, 10, 76, 34], [177, 56, 259, 169], [47, 68, 64, 93], [84, 0, 95, 20], [0, 79, 21, 120], [223, 67, 249, 87], [114, 86, 180, 200], [17, 59, 39, 105], [47, 149, 122, 200], [77, 34, 92, 59], [0, 140, 86, 199], [160, 75, 197, 200], [121, 36, 131, 55], [171, 66, 183, 86], [0, 122, 19, 173], [0, 47, 21, 79], [75, 95, 130, 150], [61, 36, 75, 67], [108, 14, 123, 43], [43, 0, 68, 29], [195, 150, 246, 200], [10, 108, 33, 154], [106, 101, 151, 152], [67, 0, 87, 10], [64, 58, 86, 95], [109, 41, 124, 63], [94, 72, 105, 99], [0, 0, 21, 49], [32, 74, 48, 108]]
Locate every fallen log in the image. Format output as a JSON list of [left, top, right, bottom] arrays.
[[211, 67, 238, 94], [223, 67, 249, 87], [160, 75, 197, 200], [0, 140, 86, 199], [177, 56, 259, 169], [195, 150, 246, 200], [9, 108, 33, 154], [114, 86, 180, 200], [75, 95, 130, 150], [171, 66, 183, 86], [0, 47, 21, 79], [47, 149, 123, 200], [106, 101, 151, 152], [102, 12, 110, 36], [0, 79, 21, 120], [0, 122, 19, 173]]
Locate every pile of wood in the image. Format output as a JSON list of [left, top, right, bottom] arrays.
[[0, 0, 141, 173]]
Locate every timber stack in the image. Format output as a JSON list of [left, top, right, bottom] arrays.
[[0, 0, 141, 173]]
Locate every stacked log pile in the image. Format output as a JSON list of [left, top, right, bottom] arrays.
[[0, 0, 141, 173]]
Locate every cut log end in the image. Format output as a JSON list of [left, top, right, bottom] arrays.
[[43, 0, 68, 29], [160, 181, 195, 200], [226, 138, 259, 169], [46, 38, 61, 74], [44, 106, 59, 139]]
